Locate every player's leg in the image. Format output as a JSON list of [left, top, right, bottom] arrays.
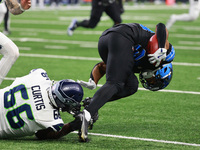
[[105, 2, 122, 25], [116, 0, 124, 14], [166, 1, 199, 29], [67, 0, 103, 36], [166, 13, 198, 29], [79, 32, 135, 141], [0, 32, 19, 84], [3, 3, 10, 35], [0, 3, 7, 25], [87, 32, 134, 117], [31, 0, 37, 9], [39, 0, 45, 9], [109, 72, 139, 101]]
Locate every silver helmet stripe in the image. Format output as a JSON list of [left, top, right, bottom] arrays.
[[47, 87, 58, 108], [54, 81, 67, 103]]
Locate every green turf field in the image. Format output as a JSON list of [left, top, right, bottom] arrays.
[[0, 3, 200, 150]]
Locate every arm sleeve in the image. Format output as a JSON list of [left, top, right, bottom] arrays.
[[35, 123, 72, 140], [156, 23, 167, 48]]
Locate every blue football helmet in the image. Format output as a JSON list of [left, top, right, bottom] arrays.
[[48, 79, 83, 114], [139, 63, 173, 91]]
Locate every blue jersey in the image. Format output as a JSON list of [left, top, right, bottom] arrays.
[[101, 23, 154, 48], [101, 23, 175, 72]]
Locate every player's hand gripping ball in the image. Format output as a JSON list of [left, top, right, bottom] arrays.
[[146, 35, 167, 67]]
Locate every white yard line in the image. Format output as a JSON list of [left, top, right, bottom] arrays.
[[5, 76, 200, 95], [10, 28, 200, 37], [12, 36, 200, 50], [72, 131, 200, 147], [20, 53, 101, 61], [18, 47, 31, 51], [174, 46, 200, 51], [11, 37, 98, 48], [19, 53, 200, 67], [44, 45, 68, 49], [179, 41, 200, 45]]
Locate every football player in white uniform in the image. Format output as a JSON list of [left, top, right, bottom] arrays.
[[0, 68, 84, 139], [0, 0, 31, 85], [166, 0, 200, 29]]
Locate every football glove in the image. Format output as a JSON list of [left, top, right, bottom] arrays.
[[148, 48, 167, 67], [133, 45, 146, 61], [77, 78, 96, 90]]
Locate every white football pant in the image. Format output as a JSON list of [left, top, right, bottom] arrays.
[[166, 0, 200, 29], [0, 3, 7, 24], [0, 32, 19, 84]]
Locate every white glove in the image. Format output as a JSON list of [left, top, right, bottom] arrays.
[[148, 48, 167, 67], [77, 78, 96, 90]]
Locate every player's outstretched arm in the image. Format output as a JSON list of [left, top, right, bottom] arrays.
[[35, 123, 73, 139], [77, 61, 106, 90], [35, 116, 83, 140], [6, 0, 31, 15]]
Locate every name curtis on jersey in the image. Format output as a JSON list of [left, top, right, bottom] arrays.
[[31, 85, 46, 110]]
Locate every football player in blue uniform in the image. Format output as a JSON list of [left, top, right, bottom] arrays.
[[74, 23, 175, 142], [67, 0, 122, 36]]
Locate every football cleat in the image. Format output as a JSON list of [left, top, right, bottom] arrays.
[[78, 109, 91, 142], [67, 19, 77, 36], [3, 30, 11, 35], [82, 97, 99, 130]]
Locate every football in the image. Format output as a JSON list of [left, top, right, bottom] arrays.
[[146, 34, 159, 54]]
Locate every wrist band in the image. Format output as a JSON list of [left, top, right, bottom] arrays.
[[19, 4, 25, 12]]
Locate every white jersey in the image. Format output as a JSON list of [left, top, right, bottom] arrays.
[[0, 69, 64, 138]]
